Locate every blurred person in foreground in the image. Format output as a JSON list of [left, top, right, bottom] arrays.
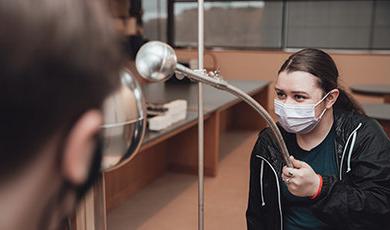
[[0, 0, 123, 229]]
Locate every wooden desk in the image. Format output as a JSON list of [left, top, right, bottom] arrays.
[[362, 104, 390, 136], [103, 80, 270, 211], [350, 84, 390, 103]]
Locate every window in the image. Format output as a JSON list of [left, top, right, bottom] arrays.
[[286, 1, 373, 49], [164, 0, 390, 51], [143, 0, 167, 42], [372, 1, 390, 49], [173, 1, 283, 49]]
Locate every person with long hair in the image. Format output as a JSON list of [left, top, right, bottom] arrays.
[[246, 48, 390, 230]]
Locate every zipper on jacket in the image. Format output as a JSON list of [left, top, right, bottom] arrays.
[[256, 155, 283, 230]]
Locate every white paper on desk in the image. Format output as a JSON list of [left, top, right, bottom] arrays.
[[149, 115, 172, 131], [164, 100, 187, 114], [148, 99, 188, 131]]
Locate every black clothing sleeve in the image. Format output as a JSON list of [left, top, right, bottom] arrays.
[[246, 131, 267, 230], [312, 119, 390, 229]]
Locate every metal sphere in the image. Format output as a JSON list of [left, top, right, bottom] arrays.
[[135, 41, 177, 82]]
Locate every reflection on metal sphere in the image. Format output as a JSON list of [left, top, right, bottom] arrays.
[[101, 69, 146, 171], [135, 41, 177, 82]]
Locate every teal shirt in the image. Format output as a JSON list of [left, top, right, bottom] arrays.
[[281, 126, 338, 230]]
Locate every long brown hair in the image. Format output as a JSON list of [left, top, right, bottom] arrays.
[[278, 48, 365, 115]]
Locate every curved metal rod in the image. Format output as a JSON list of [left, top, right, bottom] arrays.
[[176, 64, 292, 167]]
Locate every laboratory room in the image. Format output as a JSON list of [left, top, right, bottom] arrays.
[[1, 0, 390, 230]]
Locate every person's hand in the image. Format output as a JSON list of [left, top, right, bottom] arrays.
[[281, 156, 321, 198]]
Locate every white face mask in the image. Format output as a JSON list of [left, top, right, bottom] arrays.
[[274, 91, 332, 134]]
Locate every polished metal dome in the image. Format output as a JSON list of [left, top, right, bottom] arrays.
[[101, 69, 146, 171]]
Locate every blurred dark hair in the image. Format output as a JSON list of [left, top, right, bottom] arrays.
[[278, 48, 365, 115], [0, 0, 123, 177]]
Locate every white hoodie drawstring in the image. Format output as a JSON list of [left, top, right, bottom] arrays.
[[260, 160, 265, 206], [256, 155, 283, 230], [347, 123, 361, 172], [340, 123, 362, 180]]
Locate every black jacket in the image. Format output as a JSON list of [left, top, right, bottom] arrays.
[[246, 110, 390, 230]]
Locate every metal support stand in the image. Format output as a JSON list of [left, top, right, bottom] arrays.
[[197, 1, 205, 230]]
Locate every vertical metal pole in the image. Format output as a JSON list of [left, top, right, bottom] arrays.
[[197, 1, 205, 230], [157, 0, 162, 41], [167, 0, 175, 46]]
